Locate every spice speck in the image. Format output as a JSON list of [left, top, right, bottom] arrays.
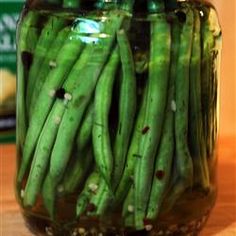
[[57, 184, 64, 193], [64, 93, 72, 101], [171, 100, 176, 112], [54, 116, 61, 125], [20, 189, 25, 198], [49, 60, 57, 68], [86, 203, 96, 212], [128, 205, 134, 213], [142, 126, 150, 134], [78, 227, 86, 234], [145, 224, 153, 231], [55, 88, 66, 99], [156, 170, 165, 180], [88, 183, 98, 193]]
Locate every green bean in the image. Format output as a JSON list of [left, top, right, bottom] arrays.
[[76, 103, 94, 150], [147, 18, 179, 220], [87, 179, 107, 216], [23, 99, 67, 207], [201, 7, 221, 159], [16, 11, 39, 155], [165, 6, 194, 210], [76, 171, 100, 217], [89, 179, 112, 216], [92, 46, 120, 185], [60, 103, 94, 194], [61, 147, 94, 195], [114, 88, 147, 206], [28, 27, 70, 114], [112, 29, 136, 190], [17, 30, 84, 185], [134, 13, 171, 229], [122, 185, 134, 228], [189, 9, 209, 190], [26, 16, 65, 111]]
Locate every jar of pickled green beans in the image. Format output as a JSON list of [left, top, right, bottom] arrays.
[[16, 0, 222, 235]]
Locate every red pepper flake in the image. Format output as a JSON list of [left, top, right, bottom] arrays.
[[155, 170, 165, 180], [86, 203, 96, 212], [143, 218, 152, 226], [142, 126, 150, 134]]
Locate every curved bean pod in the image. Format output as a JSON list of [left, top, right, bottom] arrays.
[[114, 88, 148, 206], [92, 46, 120, 185], [112, 29, 136, 190], [16, 11, 39, 154]]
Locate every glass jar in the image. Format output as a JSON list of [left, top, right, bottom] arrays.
[[16, 0, 222, 235]]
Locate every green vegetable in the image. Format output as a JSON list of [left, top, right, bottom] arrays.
[[114, 88, 147, 206], [122, 185, 135, 227], [62, 147, 94, 195], [112, 29, 136, 190], [147, 17, 179, 220], [165, 6, 194, 210], [76, 170, 100, 216], [92, 46, 120, 186], [76, 103, 94, 150], [134, 11, 171, 229], [16, 11, 39, 155], [189, 9, 209, 190]]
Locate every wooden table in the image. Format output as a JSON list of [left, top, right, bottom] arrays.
[[1, 137, 236, 235]]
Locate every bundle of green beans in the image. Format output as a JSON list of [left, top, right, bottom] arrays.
[[16, 0, 221, 231]]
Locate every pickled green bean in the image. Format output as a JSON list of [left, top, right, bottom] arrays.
[[112, 29, 136, 190], [134, 13, 171, 230], [147, 19, 179, 220], [189, 9, 209, 190]]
